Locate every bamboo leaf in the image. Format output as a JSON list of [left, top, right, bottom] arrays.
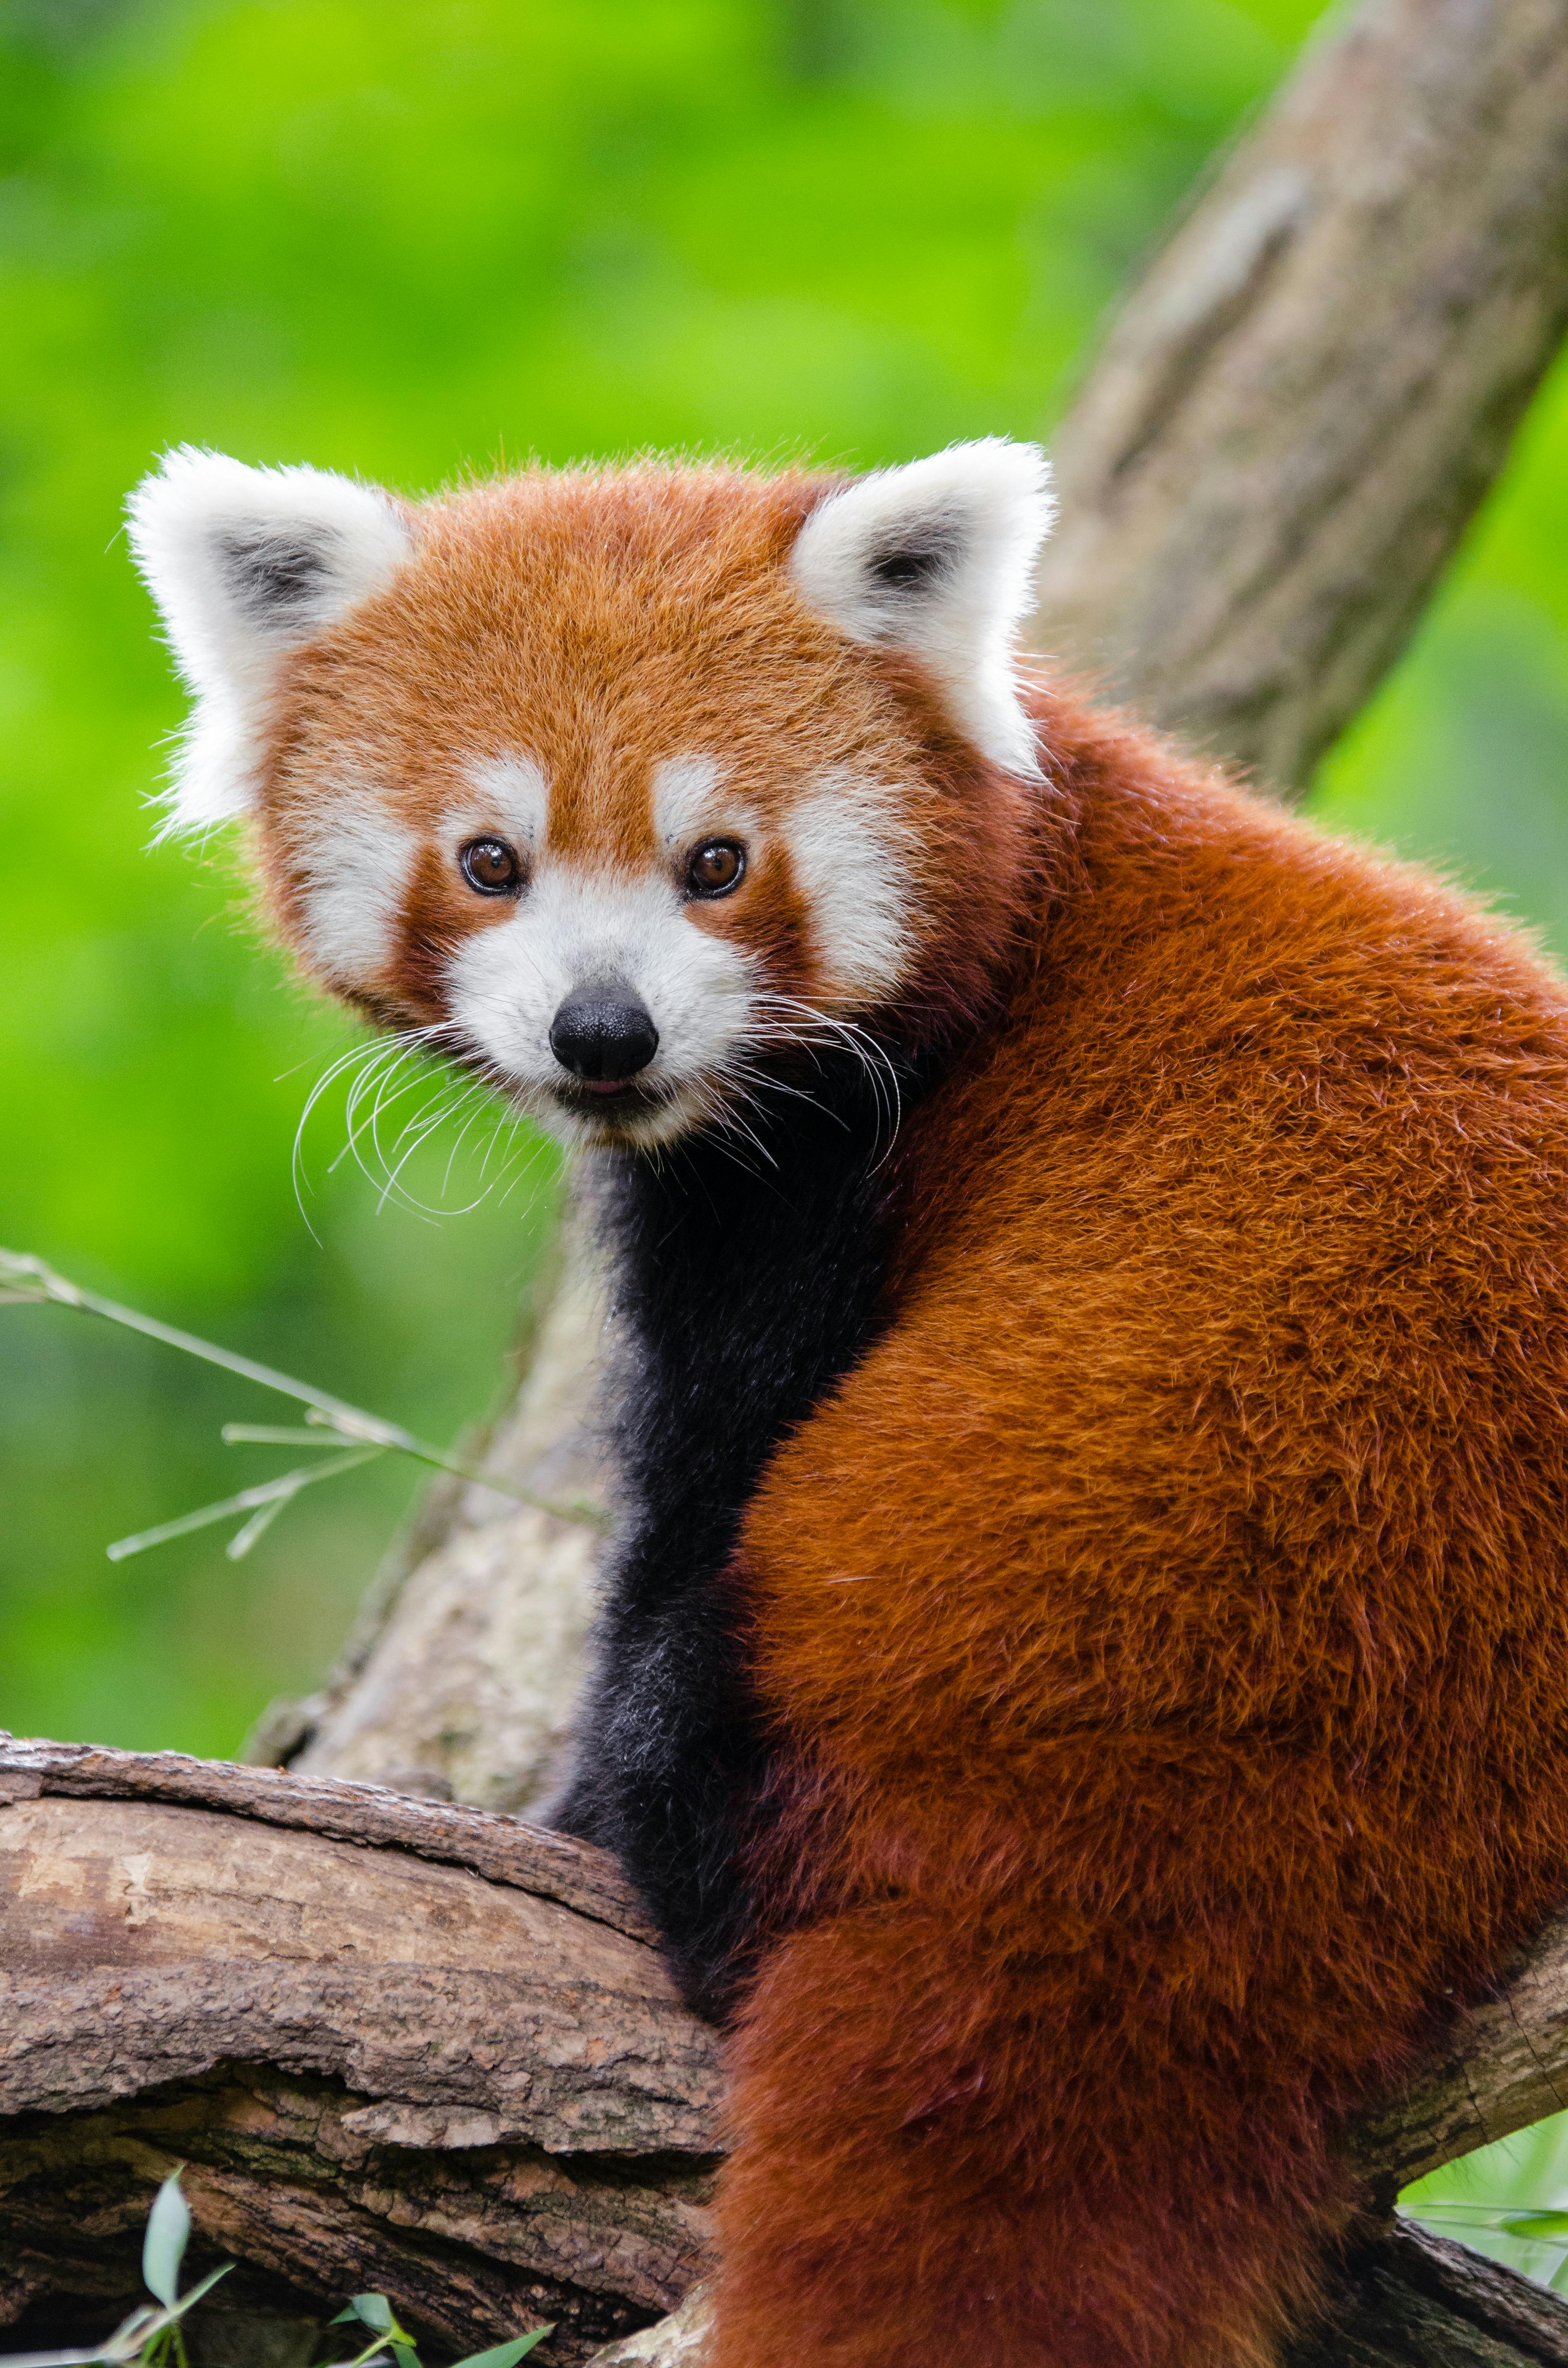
[[0, 2309, 159, 2368], [141, 2170, 191, 2306], [166, 2264, 234, 2313], [452, 2329, 555, 2368], [343, 2299, 395, 2335], [1404, 2202, 1568, 2238]]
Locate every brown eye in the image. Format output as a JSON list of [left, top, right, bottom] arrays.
[[686, 838, 746, 899], [460, 836, 523, 897]]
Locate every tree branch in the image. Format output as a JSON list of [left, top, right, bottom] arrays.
[[8, 1739, 1568, 2364], [1029, 0, 1568, 798]]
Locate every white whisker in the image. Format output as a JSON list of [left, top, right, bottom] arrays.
[[745, 990, 906, 1161], [291, 1018, 538, 1226]]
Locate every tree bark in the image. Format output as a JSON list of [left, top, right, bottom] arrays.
[[1029, 0, 1568, 800], [0, 1739, 717, 2362], [252, 0, 1568, 1825], [9, 1738, 1568, 2364]]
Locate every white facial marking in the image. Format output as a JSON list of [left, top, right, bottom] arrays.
[[445, 859, 757, 1147], [651, 752, 764, 861], [652, 753, 721, 849], [453, 753, 550, 857], [295, 799, 417, 987], [437, 755, 549, 933], [784, 770, 919, 1001]]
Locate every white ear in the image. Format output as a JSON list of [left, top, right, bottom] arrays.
[[789, 438, 1054, 776], [126, 446, 412, 833]]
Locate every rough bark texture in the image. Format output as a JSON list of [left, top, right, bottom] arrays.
[[1029, 0, 1568, 799], [0, 1739, 718, 2361], [1352, 1906, 1568, 2201], [9, 1739, 1568, 2364], [1285, 2223, 1568, 2367]]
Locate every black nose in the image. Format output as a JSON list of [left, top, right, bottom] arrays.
[[549, 978, 660, 1082]]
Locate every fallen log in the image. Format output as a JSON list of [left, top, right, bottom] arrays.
[[8, 1737, 1568, 2365], [0, 1737, 721, 2362]]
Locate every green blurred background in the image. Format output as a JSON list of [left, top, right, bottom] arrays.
[[6, 0, 1568, 2265]]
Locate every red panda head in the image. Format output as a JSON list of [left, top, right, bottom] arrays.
[[128, 445, 1053, 1148]]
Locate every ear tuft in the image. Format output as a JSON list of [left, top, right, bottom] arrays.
[[789, 438, 1054, 775], [126, 448, 412, 834]]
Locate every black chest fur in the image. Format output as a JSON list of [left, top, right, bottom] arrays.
[[552, 1066, 898, 2018]]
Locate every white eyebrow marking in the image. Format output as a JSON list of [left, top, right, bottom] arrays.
[[651, 754, 726, 850], [453, 753, 550, 851]]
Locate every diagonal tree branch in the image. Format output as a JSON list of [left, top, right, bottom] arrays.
[[1029, 0, 1568, 798]]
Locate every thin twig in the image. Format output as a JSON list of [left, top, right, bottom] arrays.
[[106, 1448, 384, 1563], [1, 1247, 610, 1536]]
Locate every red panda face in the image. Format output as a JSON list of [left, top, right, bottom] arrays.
[[127, 447, 1053, 1149]]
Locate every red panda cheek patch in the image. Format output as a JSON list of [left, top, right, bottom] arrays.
[[274, 792, 419, 998], [779, 771, 921, 1006], [648, 752, 922, 1014]]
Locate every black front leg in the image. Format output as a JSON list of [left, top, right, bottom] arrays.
[[548, 1567, 767, 2022], [546, 1070, 902, 2016]]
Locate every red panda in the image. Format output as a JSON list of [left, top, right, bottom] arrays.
[[128, 440, 1568, 2368]]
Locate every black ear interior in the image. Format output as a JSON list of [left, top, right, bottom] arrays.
[[217, 524, 343, 625], [865, 512, 966, 595]]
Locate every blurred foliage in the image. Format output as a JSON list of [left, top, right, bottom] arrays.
[[1402, 2110, 1568, 2295], [3, 0, 1568, 1779]]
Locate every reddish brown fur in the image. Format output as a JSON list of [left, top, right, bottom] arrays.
[[251, 466, 981, 1028], [713, 690, 1568, 2367], [226, 463, 1568, 2365]]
